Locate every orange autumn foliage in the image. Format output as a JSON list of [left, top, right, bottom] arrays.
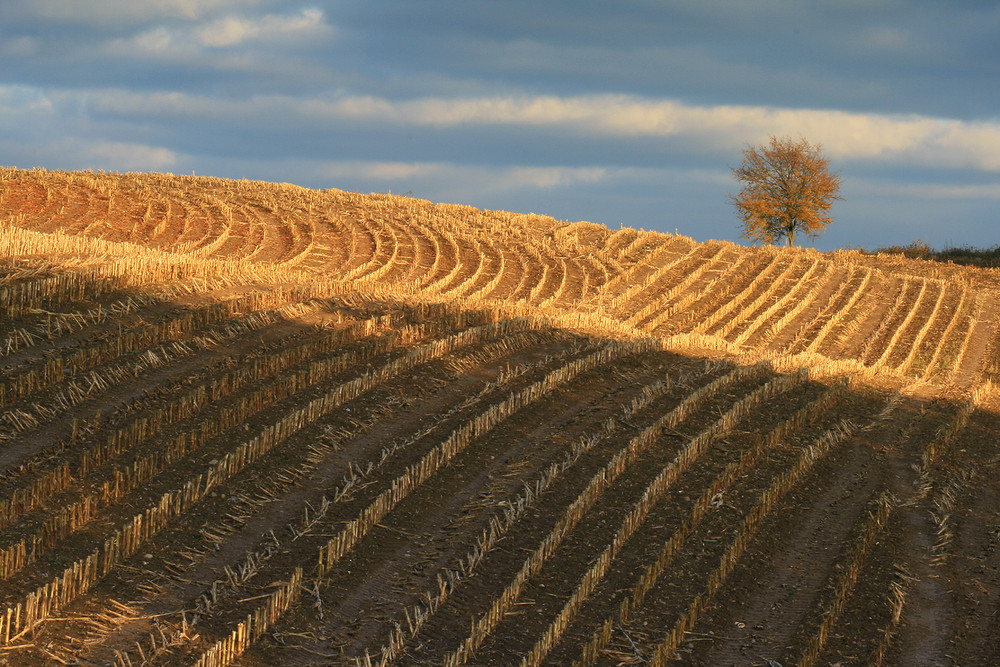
[[730, 135, 842, 246]]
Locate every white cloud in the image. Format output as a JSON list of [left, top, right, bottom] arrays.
[[95, 89, 1000, 172], [194, 8, 327, 47], [0, 85, 53, 114], [122, 26, 174, 53], [335, 161, 436, 181], [506, 166, 606, 189], [295, 94, 1000, 172], [106, 7, 331, 57], [72, 139, 178, 171], [318, 161, 607, 194], [1, 136, 178, 173], [0, 85, 177, 172], [25, 0, 262, 24], [45, 85, 1000, 177]]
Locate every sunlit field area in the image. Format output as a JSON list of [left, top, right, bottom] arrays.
[[2, 167, 999, 666]]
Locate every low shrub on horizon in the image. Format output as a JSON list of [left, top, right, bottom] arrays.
[[871, 240, 1000, 268]]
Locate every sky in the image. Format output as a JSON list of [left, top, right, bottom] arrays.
[[2, 1, 999, 252]]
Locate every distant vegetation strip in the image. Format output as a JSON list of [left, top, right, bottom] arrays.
[[870, 240, 1000, 268]]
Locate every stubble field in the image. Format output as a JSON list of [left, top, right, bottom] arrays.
[[1, 167, 999, 666]]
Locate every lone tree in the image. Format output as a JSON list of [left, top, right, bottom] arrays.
[[730, 135, 842, 246]]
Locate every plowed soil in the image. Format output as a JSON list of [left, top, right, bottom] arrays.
[[1, 167, 999, 667]]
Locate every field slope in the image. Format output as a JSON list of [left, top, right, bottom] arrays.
[[1, 167, 999, 666]]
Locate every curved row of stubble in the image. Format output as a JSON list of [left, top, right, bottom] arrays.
[[2, 167, 999, 667], [3, 167, 994, 398]]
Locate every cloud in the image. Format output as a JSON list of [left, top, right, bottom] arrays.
[[0, 35, 38, 56], [20, 0, 265, 25], [848, 179, 1000, 200], [1, 136, 178, 172], [106, 7, 331, 57], [0, 84, 53, 114], [69, 139, 178, 171], [505, 166, 607, 189], [86, 88, 1000, 172], [194, 8, 328, 47], [345, 95, 1000, 172], [318, 161, 607, 194], [0, 85, 177, 172], [119, 26, 174, 53]]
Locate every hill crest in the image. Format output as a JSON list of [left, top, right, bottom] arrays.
[[3, 166, 996, 400]]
